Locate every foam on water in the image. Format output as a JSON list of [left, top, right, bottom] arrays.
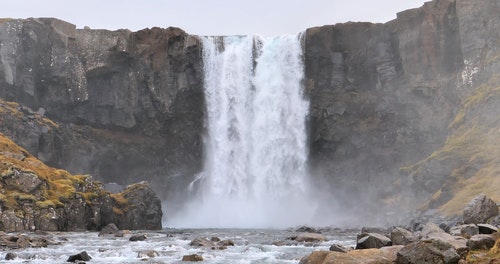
[[0, 229, 356, 263], [168, 34, 314, 228]]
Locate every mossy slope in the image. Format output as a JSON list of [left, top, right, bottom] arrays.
[[406, 74, 500, 215]]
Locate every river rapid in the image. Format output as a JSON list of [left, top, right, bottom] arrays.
[[0, 228, 357, 263]]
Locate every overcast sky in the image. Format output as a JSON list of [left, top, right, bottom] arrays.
[[2, 0, 428, 36]]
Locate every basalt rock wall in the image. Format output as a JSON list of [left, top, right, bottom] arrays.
[[0, 18, 205, 203], [305, 0, 500, 216]]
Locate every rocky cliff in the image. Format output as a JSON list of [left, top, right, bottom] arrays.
[[0, 19, 205, 207], [305, 0, 500, 219], [0, 102, 162, 231], [0, 0, 499, 224]]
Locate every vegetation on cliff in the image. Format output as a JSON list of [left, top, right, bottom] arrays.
[[0, 100, 162, 231]]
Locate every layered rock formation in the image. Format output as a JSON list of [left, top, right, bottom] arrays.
[[0, 19, 205, 206], [0, 0, 499, 223], [305, 0, 500, 218], [0, 102, 162, 231]]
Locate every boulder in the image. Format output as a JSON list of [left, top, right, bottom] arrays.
[[4, 252, 17, 260], [190, 237, 216, 247], [356, 233, 392, 249], [467, 234, 496, 250], [396, 239, 461, 264], [424, 230, 469, 259], [295, 232, 327, 243], [420, 222, 445, 238], [129, 234, 147, 241], [391, 227, 417, 245], [98, 223, 123, 237], [137, 250, 159, 258], [478, 223, 498, 234], [463, 195, 499, 224], [67, 251, 92, 262], [449, 224, 479, 238], [182, 254, 203, 261], [218, 239, 235, 247], [109, 182, 163, 230]]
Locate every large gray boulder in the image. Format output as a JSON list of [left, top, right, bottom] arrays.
[[396, 239, 461, 264], [419, 223, 468, 259], [391, 227, 417, 245], [467, 234, 496, 251], [463, 195, 499, 224], [356, 233, 392, 249]]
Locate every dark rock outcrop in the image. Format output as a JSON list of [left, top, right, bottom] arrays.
[[478, 224, 498, 234], [0, 132, 162, 231], [106, 182, 162, 230]]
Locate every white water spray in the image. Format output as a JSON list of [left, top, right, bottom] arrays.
[[169, 34, 314, 228]]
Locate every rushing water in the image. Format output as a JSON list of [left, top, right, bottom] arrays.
[[168, 34, 314, 228], [0, 229, 356, 263]]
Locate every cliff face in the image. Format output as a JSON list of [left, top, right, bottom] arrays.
[[305, 0, 500, 216], [0, 19, 205, 203], [0, 0, 499, 220], [0, 103, 162, 231]]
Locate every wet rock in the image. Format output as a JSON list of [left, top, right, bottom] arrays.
[[477, 223, 498, 234], [67, 251, 92, 262], [190, 237, 216, 247], [4, 252, 17, 260], [356, 233, 392, 249], [98, 223, 123, 237], [182, 254, 203, 261], [296, 226, 320, 233], [129, 234, 147, 241], [396, 239, 461, 264], [463, 195, 499, 224], [218, 239, 235, 247], [295, 232, 326, 243], [391, 227, 417, 245], [467, 234, 496, 251], [137, 250, 159, 258], [449, 224, 479, 238]]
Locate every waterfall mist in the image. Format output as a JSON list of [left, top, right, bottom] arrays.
[[167, 34, 321, 228]]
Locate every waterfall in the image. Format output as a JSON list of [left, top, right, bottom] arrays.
[[169, 34, 314, 228]]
